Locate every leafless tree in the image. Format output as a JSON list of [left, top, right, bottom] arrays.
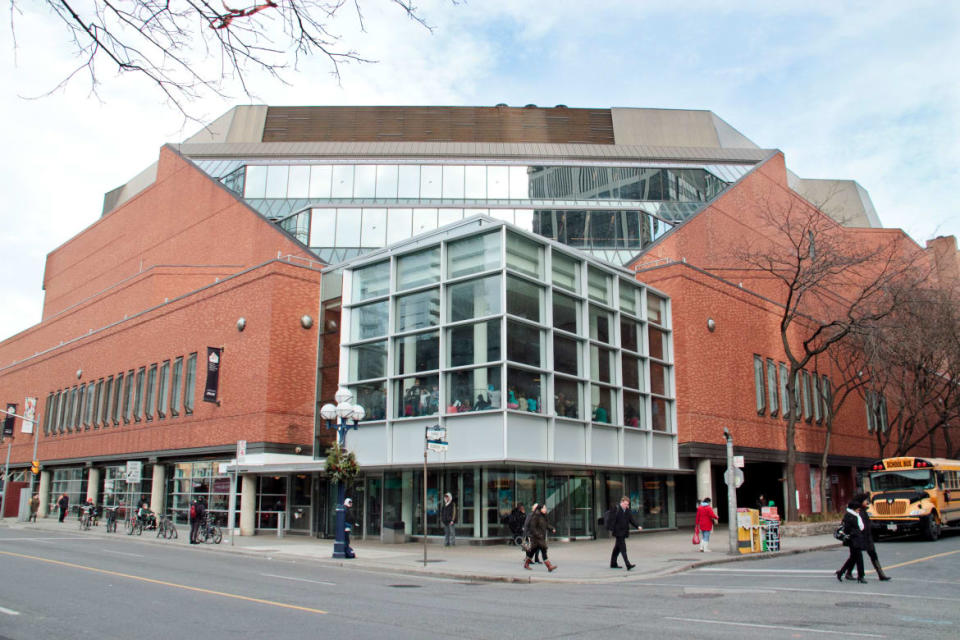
[[11, 1, 434, 119], [736, 192, 926, 520]]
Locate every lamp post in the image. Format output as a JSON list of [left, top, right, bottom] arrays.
[[320, 387, 365, 559]]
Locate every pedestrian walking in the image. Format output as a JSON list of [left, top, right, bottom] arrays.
[[504, 503, 526, 544], [523, 502, 541, 563], [608, 496, 642, 570], [441, 492, 457, 546], [57, 493, 69, 523], [523, 504, 557, 572], [695, 497, 719, 552], [189, 497, 205, 544], [29, 494, 39, 522], [835, 499, 868, 583], [844, 493, 891, 581], [343, 497, 356, 558]]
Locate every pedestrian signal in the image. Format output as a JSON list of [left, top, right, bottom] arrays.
[[31, 461, 40, 474]]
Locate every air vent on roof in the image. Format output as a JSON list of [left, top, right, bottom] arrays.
[[524, 104, 537, 108], [495, 103, 508, 107], [555, 104, 568, 108]]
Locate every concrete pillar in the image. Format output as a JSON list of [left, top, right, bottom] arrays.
[[240, 474, 256, 536], [38, 470, 51, 518], [472, 468, 482, 538], [401, 470, 413, 535], [86, 467, 101, 504], [696, 458, 713, 504], [150, 464, 166, 515]]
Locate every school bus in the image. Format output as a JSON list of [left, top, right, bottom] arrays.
[[865, 457, 960, 541]]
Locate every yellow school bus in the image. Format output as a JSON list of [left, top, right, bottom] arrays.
[[865, 457, 960, 541]]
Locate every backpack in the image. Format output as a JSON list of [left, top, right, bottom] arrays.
[[604, 509, 615, 532], [190, 503, 197, 519]]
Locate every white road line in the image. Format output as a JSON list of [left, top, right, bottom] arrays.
[[640, 582, 960, 603], [100, 549, 145, 558], [697, 568, 832, 573], [0, 605, 20, 616], [261, 573, 336, 586], [0, 536, 89, 542], [664, 617, 884, 638]]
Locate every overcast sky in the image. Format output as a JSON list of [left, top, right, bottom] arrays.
[[1, 1, 958, 341]]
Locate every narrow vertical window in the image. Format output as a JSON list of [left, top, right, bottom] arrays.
[[145, 363, 157, 420], [812, 373, 822, 424], [123, 370, 135, 423], [73, 384, 84, 431], [158, 360, 170, 419], [84, 382, 96, 428], [779, 363, 790, 419], [766, 359, 778, 416], [56, 390, 66, 434], [134, 366, 146, 422], [821, 375, 831, 423], [103, 376, 114, 425], [865, 390, 876, 432], [171, 356, 183, 416], [878, 394, 888, 432], [113, 372, 124, 425], [43, 392, 54, 436], [94, 379, 105, 427], [801, 370, 812, 422], [184, 352, 197, 414], [753, 355, 766, 415]]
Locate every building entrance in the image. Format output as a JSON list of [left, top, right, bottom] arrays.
[[546, 475, 593, 538]]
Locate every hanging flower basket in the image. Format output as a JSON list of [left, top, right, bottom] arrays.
[[325, 444, 359, 483]]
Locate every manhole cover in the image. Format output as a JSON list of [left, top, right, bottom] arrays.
[[389, 584, 422, 588], [679, 592, 724, 599], [836, 601, 890, 609]]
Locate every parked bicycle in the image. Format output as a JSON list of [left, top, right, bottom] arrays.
[[104, 507, 118, 533], [199, 514, 223, 544], [79, 504, 96, 531], [156, 514, 178, 540]]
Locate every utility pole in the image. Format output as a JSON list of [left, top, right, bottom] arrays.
[[723, 428, 738, 555]]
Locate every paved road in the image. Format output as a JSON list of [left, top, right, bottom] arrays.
[[1, 527, 957, 639]]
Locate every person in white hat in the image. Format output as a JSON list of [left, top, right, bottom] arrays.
[[343, 498, 356, 558]]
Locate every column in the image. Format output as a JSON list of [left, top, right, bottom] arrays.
[[86, 467, 101, 504], [38, 470, 51, 518], [240, 474, 256, 536], [150, 464, 166, 515], [401, 470, 413, 535], [696, 458, 712, 504]]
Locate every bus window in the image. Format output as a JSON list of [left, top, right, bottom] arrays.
[[870, 469, 935, 491]]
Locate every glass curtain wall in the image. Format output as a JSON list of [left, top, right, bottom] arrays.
[[166, 460, 236, 527]]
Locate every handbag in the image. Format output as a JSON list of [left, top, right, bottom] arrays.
[[692, 526, 701, 545], [833, 525, 849, 543]]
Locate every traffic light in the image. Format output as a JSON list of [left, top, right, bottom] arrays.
[[31, 460, 40, 475]]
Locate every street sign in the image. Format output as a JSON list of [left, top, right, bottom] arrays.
[[733, 455, 745, 468], [125, 460, 142, 484], [427, 440, 448, 453], [425, 425, 446, 441], [724, 468, 745, 488], [237, 440, 247, 464]]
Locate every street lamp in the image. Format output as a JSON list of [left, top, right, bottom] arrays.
[[320, 387, 364, 559]]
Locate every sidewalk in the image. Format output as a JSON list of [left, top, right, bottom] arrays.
[[1, 516, 841, 583]]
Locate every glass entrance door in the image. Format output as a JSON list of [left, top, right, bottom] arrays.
[[545, 474, 593, 538]]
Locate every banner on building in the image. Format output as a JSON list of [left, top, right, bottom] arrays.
[[22, 397, 37, 434], [203, 347, 222, 403]]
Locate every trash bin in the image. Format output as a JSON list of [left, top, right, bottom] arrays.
[[382, 521, 407, 544]]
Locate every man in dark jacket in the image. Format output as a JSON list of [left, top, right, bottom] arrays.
[[835, 498, 867, 583], [844, 493, 891, 581], [57, 493, 69, 523], [190, 497, 206, 544], [441, 493, 457, 547], [608, 496, 642, 570]]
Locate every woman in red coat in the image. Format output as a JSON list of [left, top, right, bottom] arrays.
[[695, 497, 719, 552]]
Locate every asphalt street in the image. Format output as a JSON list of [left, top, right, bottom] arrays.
[[0, 527, 957, 639]]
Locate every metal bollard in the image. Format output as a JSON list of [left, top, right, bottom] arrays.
[[277, 512, 285, 538]]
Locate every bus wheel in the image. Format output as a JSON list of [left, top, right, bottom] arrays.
[[922, 513, 941, 541]]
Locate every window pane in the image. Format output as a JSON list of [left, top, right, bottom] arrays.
[[515, 209, 533, 231], [622, 354, 640, 390], [802, 370, 812, 421], [360, 209, 387, 247], [355, 165, 376, 197], [812, 374, 822, 423], [587, 267, 609, 304], [505, 232, 542, 278], [309, 209, 337, 247], [244, 166, 267, 198], [396, 376, 439, 418], [352, 261, 389, 301], [488, 166, 509, 198], [553, 292, 579, 334], [332, 165, 354, 198], [554, 377, 581, 419], [103, 377, 114, 424], [447, 366, 500, 412], [265, 165, 288, 198], [766, 359, 778, 415], [449, 320, 500, 366], [438, 208, 462, 227], [135, 367, 146, 421], [146, 363, 157, 420], [620, 282, 638, 315], [287, 165, 310, 198], [754, 355, 766, 415], [464, 166, 486, 199], [351, 301, 388, 340], [114, 372, 125, 422], [413, 208, 437, 234], [184, 353, 197, 414], [651, 362, 668, 396], [506, 276, 542, 322], [509, 166, 529, 198], [442, 166, 465, 198], [395, 331, 439, 375], [397, 247, 440, 290], [158, 361, 169, 418], [353, 381, 387, 421], [779, 362, 790, 418], [648, 326, 667, 360], [395, 289, 440, 331], [376, 165, 399, 198], [507, 368, 542, 413], [309, 165, 332, 198], [398, 166, 420, 198], [647, 295, 664, 325], [553, 335, 580, 376], [349, 340, 387, 381], [420, 166, 442, 198], [621, 319, 638, 353], [589, 305, 611, 343], [448, 275, 501, 322], [624, 391, 642, 428], [387, 208, 413, 244], [591, 385, 615, 423], [447, 232, 501, 278], [335, 208, 362, 246], [507, 321, 542, 367], [590, 345, 614, 383], [123, 372, 134, 422], [651, 397, 670, 432]]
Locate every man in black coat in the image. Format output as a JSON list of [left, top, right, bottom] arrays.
[[835, 498, 867, 583], [190, 497, 206, 544], [844, 493, 891, 581], [608, 496, 642, 570]]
